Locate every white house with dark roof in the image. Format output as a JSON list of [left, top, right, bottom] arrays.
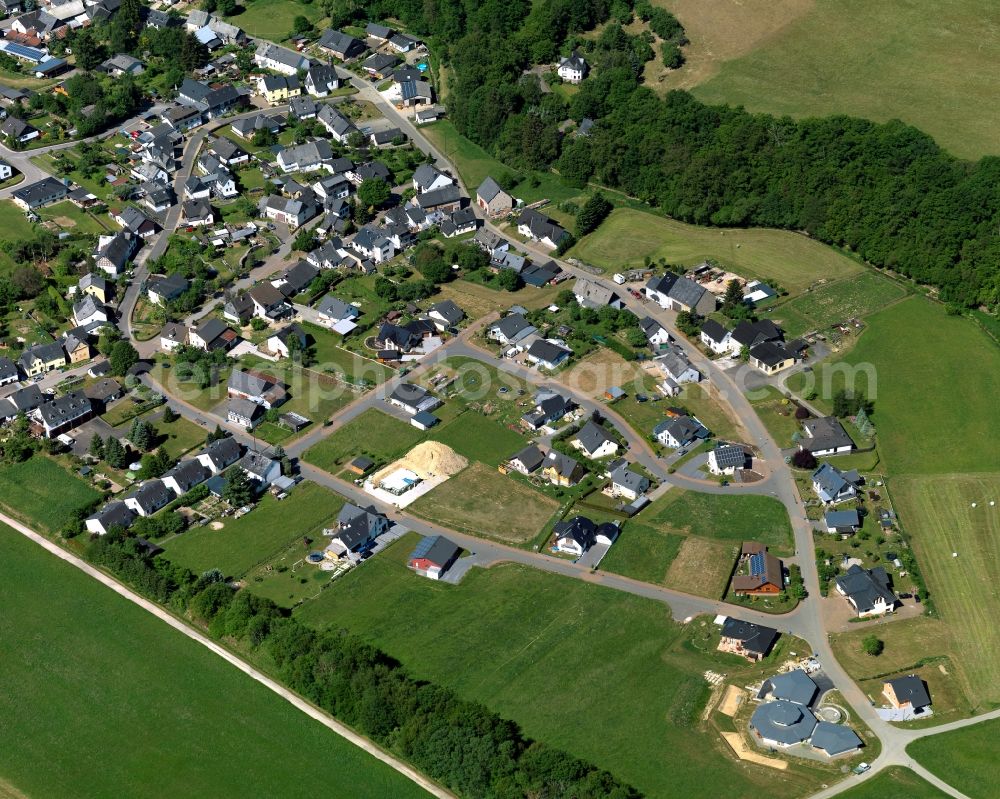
[[653, 415, 709, 449], [708, 443, 747, 475], [700, 319, 732, 354], [835, 564, 897, 617], [571, 420, 619, 459], [800, 416, 855, 457], [607, 461, 649, 500], [254, 41, 309, 75], [812, 463, 861, 504], [557, 51, 587, 83]]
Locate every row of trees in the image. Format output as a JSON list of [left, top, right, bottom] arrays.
[[80, 527, 641, 798]]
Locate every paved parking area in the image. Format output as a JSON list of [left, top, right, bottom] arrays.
[[577, 542, 611, 569], [69, 417, 115, 456]]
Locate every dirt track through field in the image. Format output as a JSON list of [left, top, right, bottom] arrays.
[[0, 511, 454, 799]]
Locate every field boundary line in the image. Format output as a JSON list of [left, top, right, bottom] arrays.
[[0, 511, 455, 799]]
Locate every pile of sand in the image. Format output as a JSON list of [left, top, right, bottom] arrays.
[[372, 441, 468, 483]]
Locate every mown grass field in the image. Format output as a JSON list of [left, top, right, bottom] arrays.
[[225, 0, 325, 41], [890, 474, 1000, 711], [599, 523, 685, 585], [430, 410, 527, 466], [303, 322, 393, 384], [813, 298, 1000, 475], [746, 385, 805, 447], [303, 408, 426, 472], [0, 525, 430, 799], [409, 463, 558, 543], [297, 534, 837, 799], [38, 200, 110, 235], [0, 457, 100, 533], [908, 718, 998, 798], [163, 483, 345, 578], [569, 208, 864, 295], [690, 0, 1000, 159], [836, 767, 946, 799], [773, 272, 910, 337]]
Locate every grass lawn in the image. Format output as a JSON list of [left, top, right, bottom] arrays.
[[746, 385, 803, 448], [569, 208, 864, 295], [0, 457, 100, 533], [0, 525, 430, 799], [676, 383, 744, 442], [225, 0, 325, 41], [303, 408, 426, 473], [152, 362, 233, 413], [908, 719, 997, 798], [37, 200, 110, 235], [689, 0, 1000, 159], [163, 483, 345, 579], [0, 199, 36, 240], [419, 121, 510, 190], [429, 410, 527, 467], [641, 489, 794, 552], [302, 321, 393, 384], [835, 767, 946, 799], [296, 534, 842, 799], [600, 522, 685, 585], [830, 616, 973, 725], [409, 463, 559, 544], [810, 298, 1000, 475], [436, 279, 562, 318], [244, 538, 338, 608], [772, 271, 911, 338], [238, 166, 266, 191], [890, 474, 1000, 711], [153, 414, 208, 458]]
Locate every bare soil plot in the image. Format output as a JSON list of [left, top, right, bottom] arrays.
[[563, 349, 649, 397], [409, 462, 559, 544]]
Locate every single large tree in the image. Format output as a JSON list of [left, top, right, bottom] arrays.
[[223, 467, 255, 508], [109, 340, 139, 377], [357, 178, 391, 209]]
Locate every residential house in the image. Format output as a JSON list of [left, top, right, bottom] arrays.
[[316, 29, 365, 60], [85, 501, 136, 535], [315, 294, 360, 332], [236, 450, 281, 487], [12, 177, 68, 210], [35, 391, 92, 437], [414, 184, 461, 220], [0, 357, 19, 386], [656, 348, 701, 395], [744, 280, 778, 307], [541, 449, 585, 487], [327, 503, 389, 555], [146, 273, 189, 306], [189, 318, 236, 352], [574, 277, 623, 309], [272, 260, 319, 298], [223, 292, 254, 325], [101, 53, 143, 77], [72, 294, 108, 327], [732, 545, 783, 596], [267, 323, 307, 358], [412, 163, 453, 194], [254, 41, 309, 75], [426, 300, 464, 331], [94, 232, 137, 278], [207, 136, 249, 167], [123, 479, 173, 517], [227, 369, 287, 408], [259, 194, 315, 229], [811, 723, 863, 758], [750, 701, 817, 750], [883, 676, 931, 713], [811, 463, 861, 504], [362, 53, 399, 79], [700, 319, 732, 355], [557, 50, 587, 83], [439, 206, 477, 238], [653, 414, 709, 449], [718, 617, 779, 662], [370, 127, 404, 147], [231, 112, 283, 140], [227, 397, 263, 429], [1, 116, 39, 144], [258, 74, 300, 105], [161, 459, 210, 497], [835, 564, 898, 617], [488, 313, 537, 348], [749, 340, 797, 374], [800, 416, 855, 457], [387, 383, 440, 415], [728, 319, 783, 357], [553, 515, 618, 556], [316, 104, 358, 144], [63, 334, 91, 365], [196, 436, 242, 475], [525, 339, 571, 370], [112, 205, 157, 239], [825, 509, 861, 536], [350, 226, 395, 263], [475, 176, 513, 216], [506, 444, 545, 475], [408, 535, 461, 580], [0, 159, 13, 181], [640, 317, 671, 351], [571, 420, 619, 459], [389, 33, 420, 52], [374, 322, 422, 353], [520, 391, 574, 430], [159, 322, 187, 352], [517, 208, 568, 249], [18, 341, 66, 376], [181, 198, 214, 227], [305, 64, 345, 97], [365, 22, 394, 41], [288, 95, 317, 120], [650, 274, 716, 316], [708, 443, 747, 475], [607, 462, 649, 501]]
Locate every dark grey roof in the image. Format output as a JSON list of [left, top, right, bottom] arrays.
[[127, 479, 173, 514], [749, 340, 794, 367], [731, 319, 783, 348], [720, 617, 779, 655], [195, 317, 228, 345], [750, 700, 817, 746], [415, 184, 460, 209], [9, 384, 44, 411], [767, 669, 818, 706], [608, 463, 649, 495], [389, 382, 431, 407], [87, 500, 135, 531], [163, 459, 209, 493], [544, 449, 581, 478], [646, 272, 678, 295], [835, 565, 897, 614], [336, 503, 386, 549], [526, 338, 569, 365], [409, 535, 460, 568], [553, 515, 618, 550], [653, 415, 708, 445], [666, 276, 707, 308], [885, 675, 931, 709], [147, 272, 189, 300], [824, 509, 860, 528], [812, 463, 858, 499], [802, 416, 854, 453], [492, 313, 534, 342], [810, 722, 862, 756], [510, 444, 544, 472], [0, 356, 17, 381], [574, 420, 616, 456], [476, 176, 505, 202], [199, 436, 241, 470], [37, 391, 91, 429], [700, 319, 730, 344], [428, 299, 463, 326], [13, 176, 68, 207]]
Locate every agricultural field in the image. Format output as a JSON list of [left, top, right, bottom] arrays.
[[303, 408, 426, 473], [569, 209, 864, 295], [429, 410, 527, 467], [908, 718, 998, 798], [409, 462, 559, 544], [835, 767, 946, 799], [807, 298, 1000, 475], [297, 535, 849, 799], [890, 474, 1000, 711], [773, 272, 911, 338], [162, 483, 345, 579], [0, 457, 100, 533], [830, 617, 973, 725], [688, 0, 1000, 159], [224, 0, 325, 41], [0, 525, 430, 799]]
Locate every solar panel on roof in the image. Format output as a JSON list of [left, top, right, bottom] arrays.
[[749, 553, 765, 576]]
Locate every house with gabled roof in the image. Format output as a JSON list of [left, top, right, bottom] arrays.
[[506, 444, 545, 475], [196, 436, 242, 475], [653, 415, 709, 449], [227, 369, 287, 408], [607, 461, 649, 501], [426, 300, 464, 331], [254, 41, 310, 75], [123, 479, 173, 517], [708, 442, 747, 475], [328, 503, 389, 554], [304, 64, 345, 97], [557, 50, 587, 83], [812, 463, 861, 504], [162, 459, 210, 496], [18, 341, 67, 377], [387, 383, 440, 415], [476, 176, 513, 216], [521, 390, 574, 430], [553, 515, 618, 555], [488, 313, 537, 348], [718, 617, 779, 662], [655, 348, 700, 396], [571, 420, 619, 459], [408, 535, 461, 580], [835, 564, 897, 617], [700, 319, 732, 354], [574, 277, 622, 309], [541, 449, 585, 487], [85, 501, 136, 535], [732, 545, 783, 596], [800, 416, 855, 457], [35, 390, 92, 437], [883, 676, 931, 713], [316, 29, 365, 60], [525, 339, 571, 370], [517, 208, 568, 249]]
